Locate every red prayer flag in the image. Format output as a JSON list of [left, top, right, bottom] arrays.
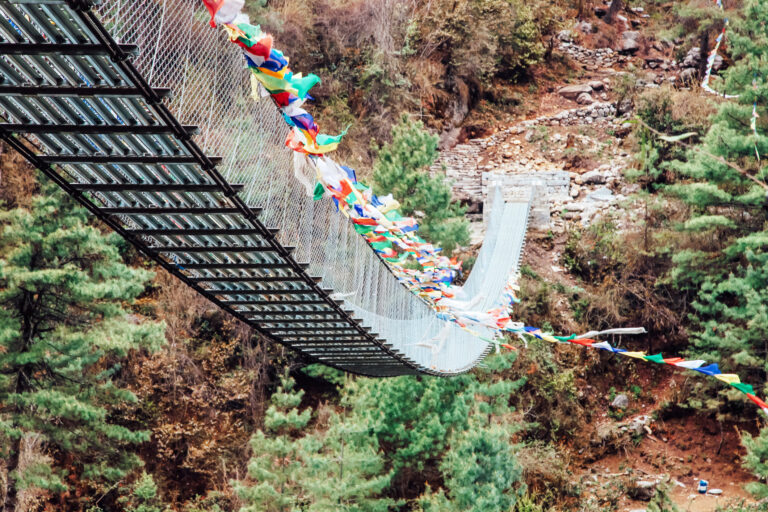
[[747, 394, 768, 410], [235, 34, 273, 58], [201, 0, 224, 26], [271, 92, 293, 107], [340, 180, 353, 197]]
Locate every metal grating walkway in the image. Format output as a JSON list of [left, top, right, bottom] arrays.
[[0, 0, 530, 377]]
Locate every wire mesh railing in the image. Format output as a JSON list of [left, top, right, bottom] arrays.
[[0, 0, 533, 375]]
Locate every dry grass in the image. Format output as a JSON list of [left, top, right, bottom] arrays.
[[0, 141, 38, 208], [0, 434, 53, 510], [517, 440, 570, 493], [639, 86, 719, 130]]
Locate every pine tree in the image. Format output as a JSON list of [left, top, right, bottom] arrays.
[[302, 415, 395, 512], [348, 374, 474, 475], [119, 472, 167, 512], [742, 428, 768, 498], [416, 353, 525, 512], [373, 114, 470, 254], [0, 188, 165, 510], [234, 371, 394, 512], [235, 371, 312, 511], [665, 0, 768, 381], [417, 421, 521, 512]]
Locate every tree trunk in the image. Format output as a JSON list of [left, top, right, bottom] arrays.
[[698, 30, 710, 80], [5, 291, 35, 512], [605, 0, 623, 24], [3, 436, 21, 512]]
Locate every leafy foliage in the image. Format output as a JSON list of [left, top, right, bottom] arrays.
[[418, 421, 522, 512], [120, 472, 167, 512], [742, 428, 768, 499], [373, 114, 469, 253], [664, 0, 768, 383], [0, 189, 165, 508], [235, 370, 395, 511], [414, 0, 551, 86]]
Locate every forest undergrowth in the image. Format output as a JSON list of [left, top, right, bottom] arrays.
[[3, 0, 768, 510]]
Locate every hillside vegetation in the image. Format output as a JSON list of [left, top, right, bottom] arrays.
[[2, 0, 768, 511]]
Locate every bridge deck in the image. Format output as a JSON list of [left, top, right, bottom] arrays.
[[0, 0, 529, 376]]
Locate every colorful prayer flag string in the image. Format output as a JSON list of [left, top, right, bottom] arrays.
[[198, 1, 768, 419], [202, 0, 465, 306], [753, 73, 761, 161], [701, 1, 739, 98], [499, 326, 768, 416]]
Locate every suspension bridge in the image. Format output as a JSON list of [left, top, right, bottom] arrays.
[[0, 0, 531, 376]]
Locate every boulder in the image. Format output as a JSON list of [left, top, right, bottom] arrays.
[[629, 480, 657, 501], [588, 80, 605, 91], [610, 393, 629, 409], [623, 30, 641, 41], [562, 202, 586, 212], [683, 47, 701, 68], [712, 53, 724, 71], [557, 29, 573, 42], [582, 169, 608, 184], [679, 67, 698, 85], [558, 84, 593, 100], [621, 38, 640, 54], [570, 184, 581, 198], [644, 50, 665, 67], [620, 31, 641, 54], [588, 187, 615, 202], [576, 92, 595, 105], [617, 98, 634, 115], [628, 415, 651, 435], [577, 21, 594, 34]]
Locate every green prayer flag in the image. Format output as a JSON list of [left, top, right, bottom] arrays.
[[732, 382, 755, 395], [313, 182, 325, 201], [290, 73, 321, 99], [385, 210, 404, 221], [316, 126, 348, 147], [354, 225, 374, 235], [643, 353, 666, 364], [384, 253, 409, 263], [235, 22, 264, 46], [371, 241, 393, 251]]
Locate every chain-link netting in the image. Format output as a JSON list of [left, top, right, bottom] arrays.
[[83, 0, 530, 373]]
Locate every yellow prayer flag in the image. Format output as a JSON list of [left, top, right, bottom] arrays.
[[714, 374, 741, 385], [621, 351, 648, 359]]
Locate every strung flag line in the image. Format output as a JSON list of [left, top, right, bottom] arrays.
[[198, 0, 764, 400], [487, 326, 768, 416], [701, 0, 739, 98], [753, 72, 761, 162], [201, 0, 468, 310]]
